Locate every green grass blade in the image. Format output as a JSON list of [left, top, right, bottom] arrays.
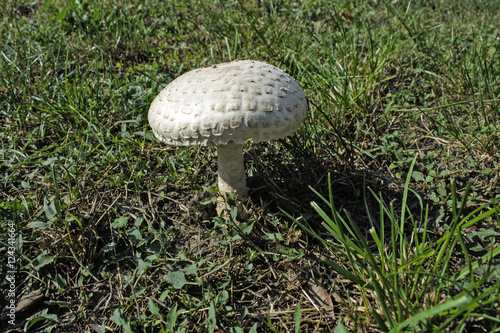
[[388, 294, 472, 333]]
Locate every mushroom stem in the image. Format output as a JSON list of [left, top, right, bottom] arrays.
[[216, 142, 248, 205]]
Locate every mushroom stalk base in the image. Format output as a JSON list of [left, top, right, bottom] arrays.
[[216, 142, 248, 215]]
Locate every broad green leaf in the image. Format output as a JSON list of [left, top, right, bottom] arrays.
[[111, 216, 129, 229], [184, 263, 198, 276], [29, 221, 50, 229], [56, 7, 68, 22], [42, 0, 52, 11], [248, 323, 258, 333], [110, 309, 133, 333], [43, 199, 57, 220], [32, 252, 56, 269], [127, 228, 143, 246], [482, 168, 492, 175], [239, 222, 254, 235], [165, 302, 179, 332], [412, 171, 425, 182], [334, 320, 350, 333], [208, 301, 216, 333], [148, 298, 159, 315], [166, 270, 187, 289]]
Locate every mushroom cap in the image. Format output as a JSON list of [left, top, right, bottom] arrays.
[[148, 60, 308, 146]]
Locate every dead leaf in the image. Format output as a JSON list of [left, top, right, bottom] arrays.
[[305, 277, 335, 317]]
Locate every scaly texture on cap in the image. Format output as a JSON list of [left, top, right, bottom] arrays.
[[148, 60, 307, 146]]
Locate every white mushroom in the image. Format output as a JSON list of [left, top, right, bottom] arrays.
[[148, 60, 308, 214]]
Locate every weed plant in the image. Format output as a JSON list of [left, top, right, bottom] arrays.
[[1, 0, 499, 332]]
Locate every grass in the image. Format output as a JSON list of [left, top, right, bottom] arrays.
[[1, 0, 499, 332]]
